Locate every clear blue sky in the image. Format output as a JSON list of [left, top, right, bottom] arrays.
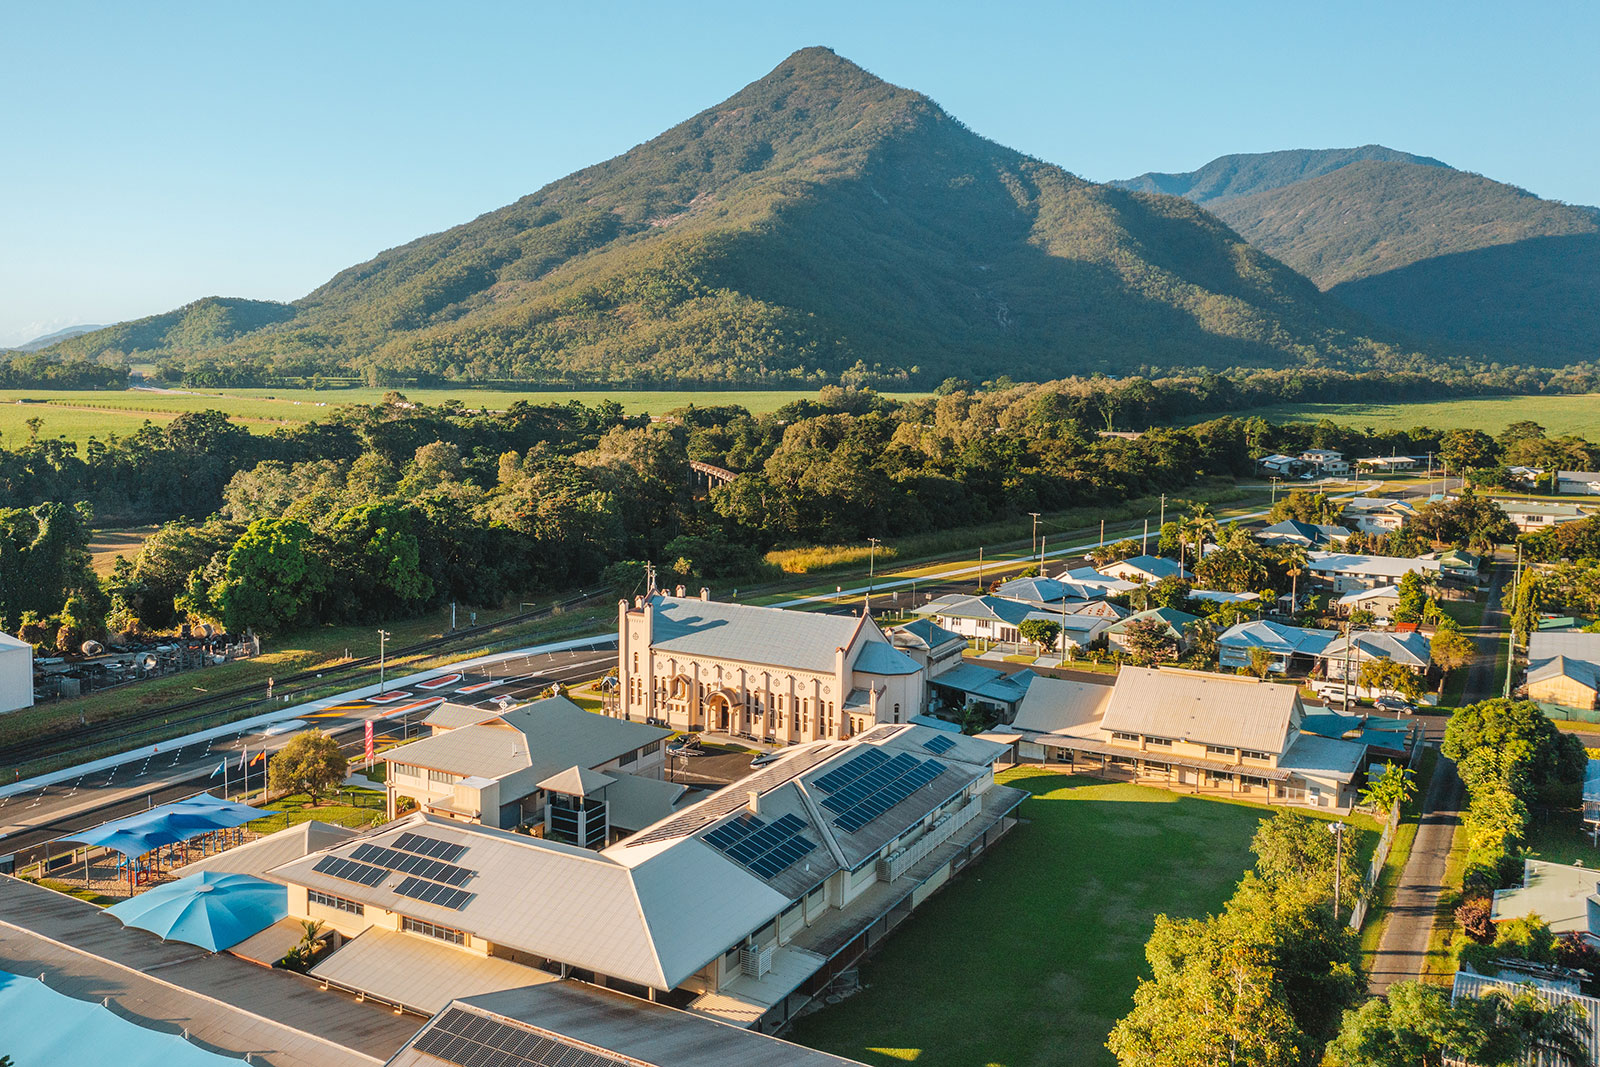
[[4, 0, 1596, 347]]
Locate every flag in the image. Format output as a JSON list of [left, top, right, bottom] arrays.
[[238, 748, 247, 771], [209, 760, 225, 779], [252, 752, 265, 765], [364, 720, 374, 762]]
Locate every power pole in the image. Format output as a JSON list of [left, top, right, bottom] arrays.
[[1029, 512, 1040, 557], [378, 629, 391, 694], [1505, 542, 1522, 699], [1039, 534, 1047, 574], [1142, 518, 1149, 556], [978, 547, 985, 592], [1329, 822, 1345, 923]]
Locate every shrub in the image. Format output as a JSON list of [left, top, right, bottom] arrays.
[[764, 543, 898, 574], [1455, 896, 1494, 943]]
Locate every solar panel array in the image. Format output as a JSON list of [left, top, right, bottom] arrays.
[[625, 743, 845, 846], [817, 751, 947, 834], [921, 733, 957, 755], [411, 1007, 631, 1067], [312, 855, 387, 887], [704, 812, 816, 879], [395, 875, 473, 911], [351, 843, 474, 886], [393, 831, 468, 862]]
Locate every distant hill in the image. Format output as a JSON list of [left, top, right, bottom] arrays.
[[42, 297, 295, 361], [10, 324, 105, 352], [1113, 146, 1449, 204], [42, 51, 1426, 385], [1118, 148, 1600, 363]]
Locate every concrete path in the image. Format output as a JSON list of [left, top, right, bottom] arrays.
[[0, 875, 419, 1066], [1366, 560, 1510, 991]]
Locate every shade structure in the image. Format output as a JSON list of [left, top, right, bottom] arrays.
[[0, 968, 242, 1066], [104, 870, 288, 951], [69, 794, 273, 858]]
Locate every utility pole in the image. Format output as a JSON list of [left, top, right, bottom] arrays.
[[1039, 534, 1047, 575], [1505, 542, 1523, 699], [1342, 619, 1357, 713], [1329, 822, 1345, 923], [378, 629, 391, 694], [978, 547, 984, 592], [1099, 518, 1105, 550], [644, 561, 656, 596], [1142, 518, 1149, 556], [1159, 494, 1166, 534], [1029, 512, 1040, 557]]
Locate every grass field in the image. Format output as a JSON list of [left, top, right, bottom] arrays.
[[1197, 395, 1600, 438], [0, 387, 927, 448], [787, 771, 1371, 1067], [87, 525, 159, 575]]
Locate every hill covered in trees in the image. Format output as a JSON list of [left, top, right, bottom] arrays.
[[39, 49, 1423, 387], [1118, 148, 1600, 363], [42, 297, 295, 361]]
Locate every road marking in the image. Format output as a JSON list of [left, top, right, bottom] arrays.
[[416, 673, 463, 690]]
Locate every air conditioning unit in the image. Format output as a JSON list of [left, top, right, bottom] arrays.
[[740, 943, 773, 979]]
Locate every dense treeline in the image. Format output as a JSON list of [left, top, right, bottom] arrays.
[[0, 353, 125, 389]]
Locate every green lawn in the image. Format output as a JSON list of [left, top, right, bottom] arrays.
[[244, 789, 388, 834], [1190, 394, 1600, 438], [787, 771, 1350, 1067]]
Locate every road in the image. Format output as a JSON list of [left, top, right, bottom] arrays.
[[1367, 561, 1508, 992], [0, 646, 616, 867]]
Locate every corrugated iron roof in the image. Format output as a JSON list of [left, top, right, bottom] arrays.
[[1102, 667, 1301, 755]]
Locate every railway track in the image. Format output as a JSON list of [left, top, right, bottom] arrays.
[[0, 591, 605, 769]]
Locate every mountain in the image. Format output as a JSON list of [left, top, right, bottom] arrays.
[[42, 50, 1423, 385], [42, 297, 295, 361], [10, 324, 105, 352], [1118, 148, 1600, 362], [1113, 146, 1448, 204]]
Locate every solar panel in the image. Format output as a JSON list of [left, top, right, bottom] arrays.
[[311, 855, 388, 887], [812, 747, 890, 794], [625, 743, 845, 846], [394, 875, 474, 911], [350, 842, 475, 886], [393, 831, 468, 861], [414, 1007, 631, 1067], [818, 754, 948, 834], [704, 811, 817, 880], [922, 733, 957, 755]]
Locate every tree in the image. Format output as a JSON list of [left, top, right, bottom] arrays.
[[1120, 616, 1177, 666], [1393, 570, 1427, 625], [1277, 545, 1310, 612], [1017, 618, 1061, 653], [267, 728, 348, 801], [210, 518, 326, 633], [1247, 646, 1275, 678], [1181, 504, 1218, 576], [1361, 764, 1415, 813], [1328, 981, 1486, 1067], [1431, 620, 1476, 682], [1250, 811, 1362, 907], [1358, 658, 1426, 702]]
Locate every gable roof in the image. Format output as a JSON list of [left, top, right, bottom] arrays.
[[993, 576, 1108, 604], [1012, 676, 1114, 737], [851, 640, 922, 676], [1335, 585, 1401, 606], [1105, 555, 1189, 581], [647, 595, 871, 673], [916, 594, 1034, 627], [1258, 519, 1350, 547], [1318, 630, 1432, 668], [182, 820, 360, 880], [1528, 655, 1600, 693], [1218, 619, 1336, 656], [0, 631, 30, 653], [1308, 552, 1441, 578], [1102, 667, 1301, 753], [1107, 607, 1199, 634], [889, 617, 964, 652], [1529, 631, 1600, 677]]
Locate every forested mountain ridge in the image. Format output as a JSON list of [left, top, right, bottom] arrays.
[[41, 297, 295, 361], [37, 48, 1422, 386], [1119, 147, 1600, 363]]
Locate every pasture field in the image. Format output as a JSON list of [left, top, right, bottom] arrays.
[[787, 771, 1378, 1067], [0, 387, 927, 448], [1202, 394, 1600, 437]]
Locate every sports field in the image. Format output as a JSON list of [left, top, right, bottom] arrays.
[[0, 387, 926, 449], [1207, 394, 1600, 438], [787, 771, 1373, 1067]]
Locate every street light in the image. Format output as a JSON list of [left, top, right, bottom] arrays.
[[868, 537, 881, 597], [378, 629, 391, 694]]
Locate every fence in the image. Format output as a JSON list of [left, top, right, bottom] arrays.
[[1347, 738, 1426, 930]]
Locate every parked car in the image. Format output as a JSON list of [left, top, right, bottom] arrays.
[[1373, 696, 1415, 715]]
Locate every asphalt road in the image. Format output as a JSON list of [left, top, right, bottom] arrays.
[[1367, 561, 1508, 993], [0, 646, 617, 865]]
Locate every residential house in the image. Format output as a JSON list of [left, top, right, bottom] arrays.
[[1008, 667, 1368, 809], [927, 662, 1037, 720], [1256, 518, 1351, 550], [915, 594, 1112, 652], [1307, 551, 1442, 593], [382, 697, 677, 835], [1559, 471, 1600, 496], [1218, 619, 1337, 673], [1188, 589, 1261, 607], [1525, 632, 1600, 713], [993, 575, 1111, 606], [1491, 858, 1600, 948], [1451, 972, 1600, 1066], [1340, 497, 1416, 535], [1100, 555, 1191, 584], [1106, 607, 1200, 656], [615, 594, 931, 742], [1056, 566, 1140, 596], [1422, 547, 1483, 584], [1259, 454, 1301, 475], [1495, 499, 1589, 532], [268, 723, 1027, 1031], [1334, 585, 1402, 623], [1508, 465, 1546, 489], [1316, 631, 1433, 688], [1299, 449, 1351, 476], [886, 618, 966, 678], [1355, 456, 1419, 473]]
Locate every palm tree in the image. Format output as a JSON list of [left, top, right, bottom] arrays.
[[1181, 504, 1218, 575], [1278, 546, 1310, 614]]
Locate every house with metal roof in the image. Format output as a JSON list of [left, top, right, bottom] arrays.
[[1056, 565, 1140, 596], [914, 594, 1112, 652], [1451, 971, 1600, 1066], [1316, 630, 1433, 687], [1106, 607, 1200, 656], [1006, 666, 1366, 809], [1307, 551, 1442, 593], [1491, 859, 1600, 948], [381, 696, 675, 836], [1559, 470, 1600, 496], [1256, 518, 1351, 550], [1218, 620, 1337, 673], [1339, 497, 1416, 535], [992, 575, 1111, 606], [1495, 498, 1590, 532], [1100, 555, 1191, 584], [615, 594, 928, 743], [270, 723, 1026, 1032], [886, 618, 966, 679], [1335, 585, 1402, 623], [927, 662, 1037, 719], [1299, 449, 1351, 476], [1525, 632, 1600, 714], [1355, 456, 1419, 473]]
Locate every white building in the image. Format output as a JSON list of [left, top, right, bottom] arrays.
[[1099, 555, 1190, 584], [0, 632, 32, 714], [1299, 449, 1351, 476], [915, 593, 1111, 652], [1307, 551, 1442, 593], [1558, 470, 1600, 496], [615, 594, 928, 742], [1340, 497, 1416, 535], [1494, 499, 1589, 532]]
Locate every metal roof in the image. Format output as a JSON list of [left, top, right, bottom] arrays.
[[1276, 733, 1366, 783], [889, 618, 965, 651], [1104, 555, 1189, 581], [1528, 655, 1600, 692], [1218, 620, 1336, 656], [1491, 859, 1600, 938], [1107, 607, 1199, 634], [1308, 552, 1441, 578], [1452, 971, 1600, 1066], [851, 640, 922, 676], [182, 820, 359, 881], [424, 701, 499, 730], [1529, 632, 1600, 676], [1318, 631, 1432, 669], [602, 773, 687, 833], [311, 927, 559, 1015], [1102, 667, 1302, 755], [930, 663, 1036, 705], [1011, 676, 1113, 737], [916, 594, 1034, 626], [648, 595, 868, 673], [538, 765, 617, 797]]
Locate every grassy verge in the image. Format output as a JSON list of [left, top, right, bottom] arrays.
[[245, 789, 388, 834], [787, 770, 1367, 1067]]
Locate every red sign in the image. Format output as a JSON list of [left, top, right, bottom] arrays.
[[364, 719, 374, 762]]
